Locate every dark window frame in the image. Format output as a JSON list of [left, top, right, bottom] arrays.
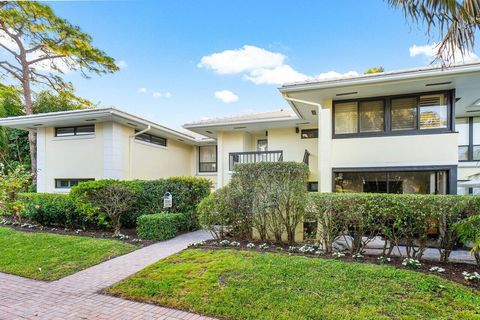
[[54, 125, 95, 137], [134, 130, 167, 147], [307, 181, 318, 192], [457, 116, 480, 162], [198, 145, 217, 173], [55, 178, 94, 189], [332, 90, 455, 139], [332, 165, 457, 195], [301, 128, 319, 139]]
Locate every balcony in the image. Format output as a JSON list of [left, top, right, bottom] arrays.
[[229, 150, 283, 171]]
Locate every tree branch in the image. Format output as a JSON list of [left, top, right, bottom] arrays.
[[27, 54, 66, 66], [0, 62, 22, 81]]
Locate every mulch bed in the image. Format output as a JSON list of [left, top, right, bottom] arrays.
[[0, 215, 155, 247], [194, 239, 480, 291]]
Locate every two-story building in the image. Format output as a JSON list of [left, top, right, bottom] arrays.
[[1, 62, 480, 194]]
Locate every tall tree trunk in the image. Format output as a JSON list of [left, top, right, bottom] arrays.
[[20, 55, 37, 181]]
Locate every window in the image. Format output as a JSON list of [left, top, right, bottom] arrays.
[[134, 130, 167, 147], [333, 91, 452, 137], [334, 102, 358, 134], [456, 117, 480, 161], [359, 100, 384, 132], [199, 145, 217, 172], [55, 178, 93, 189], [55, 125, 94, 137], [334, 170, 449, 194], [301, 129, 319, 139], [307, 181, 318, 192], [419, 95, 447, 129], [257, 139, 268, 151], [391, 97, 417, 130]]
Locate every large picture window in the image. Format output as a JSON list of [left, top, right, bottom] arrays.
[[334, 169, 449, 194], [199, 145, 217, 172], [333, 91, 452, 138], [456, 116, 480, 161]]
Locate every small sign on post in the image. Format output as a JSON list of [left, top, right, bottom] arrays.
[[163, 191, 172, 209]]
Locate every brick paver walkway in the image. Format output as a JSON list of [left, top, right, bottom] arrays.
[[0, 230, 216, 320]]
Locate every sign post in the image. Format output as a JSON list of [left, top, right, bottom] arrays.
[[163, 191, 172, 209]]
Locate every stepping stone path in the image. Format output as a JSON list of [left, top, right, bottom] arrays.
[[0, 230, 216, 320]]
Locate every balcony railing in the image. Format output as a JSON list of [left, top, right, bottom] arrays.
[[229, 150, 283, 171]]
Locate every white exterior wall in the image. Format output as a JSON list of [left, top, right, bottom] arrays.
[[38, 124, 105, 193]]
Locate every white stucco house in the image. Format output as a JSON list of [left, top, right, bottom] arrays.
[[1, 62, 480, 195]]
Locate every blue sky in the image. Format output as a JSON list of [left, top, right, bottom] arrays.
[[46, 0, 479, 130]]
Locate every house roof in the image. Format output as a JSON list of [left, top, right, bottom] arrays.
[[279, 61, 480, 93], [183, 109, 297, 128], [0, 107, 214, 145]]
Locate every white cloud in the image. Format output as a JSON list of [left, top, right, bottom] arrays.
[[315, 70, 359, 80], [410, 43, 479, 63], [244, 65, 308, 85], [152, 91, 162, 98], [116, 60, 128, 69], [198, 45, 285, 74], [138, 87, 147, 93], [165, 92, 172, 98], [214, 90, 239, 103], [199, 45, 359, 85]]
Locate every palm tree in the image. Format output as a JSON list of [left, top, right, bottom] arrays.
[[389, 0, 480, 64]]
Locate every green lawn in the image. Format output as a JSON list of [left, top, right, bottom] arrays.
[[0, 227, 137, 280], [107, 249, 480, 320]]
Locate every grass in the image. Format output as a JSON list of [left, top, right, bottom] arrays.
[[107, 249, 480, 320], [0, 227, 137, 280]]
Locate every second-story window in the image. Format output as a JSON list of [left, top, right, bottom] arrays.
[[55, 125, 95, 137], [333, 91, 452, 138], [199, 145, 217, 172], [456, 117, 480, 161]]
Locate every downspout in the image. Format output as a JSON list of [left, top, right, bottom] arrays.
[[128, 125, 151, 179]]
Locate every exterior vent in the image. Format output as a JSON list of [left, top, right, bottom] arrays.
[[85, 119, 96, 122], [233, 126, 246, 129], [425, 81, 451, 87], [311, 110, 317, 115], [336, 91, 358, 96], [206, 130, 213, 134]]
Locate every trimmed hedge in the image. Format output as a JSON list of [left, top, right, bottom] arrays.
[[308, 193, 480, 262], [19, 177, 212, 232], [20, 193, 89, 228], [134, 177, 212, 214], [136, 213, 189, 240]]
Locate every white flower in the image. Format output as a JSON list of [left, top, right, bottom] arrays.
[[377, 256, 392, 263], [219, 240, 230, 247], [259, 243, 269, 250], [246, 243, 255, 249], [402, 258, 421, 268], [462, 271, 480, 281], [332, 252, 345, 259], [429, 266, 446, 273], [352, 253, 364, 259], [230, 241, 240, 247]]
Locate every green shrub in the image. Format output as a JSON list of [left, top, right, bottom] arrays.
[[136, 213, 189, 240], [308, 193, 478, 260], [134, 177, 212, 215], [226, 161, 309, 244], [0, 165, 31, 222], [197, 186, 234, 239], [71, 180, 139, 234], [20, 193, 88, 228], [454, 215, 480, 266]]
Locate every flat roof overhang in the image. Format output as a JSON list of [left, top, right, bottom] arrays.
[[279, 62, 480, 118], [0, 108, 215, 146]]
